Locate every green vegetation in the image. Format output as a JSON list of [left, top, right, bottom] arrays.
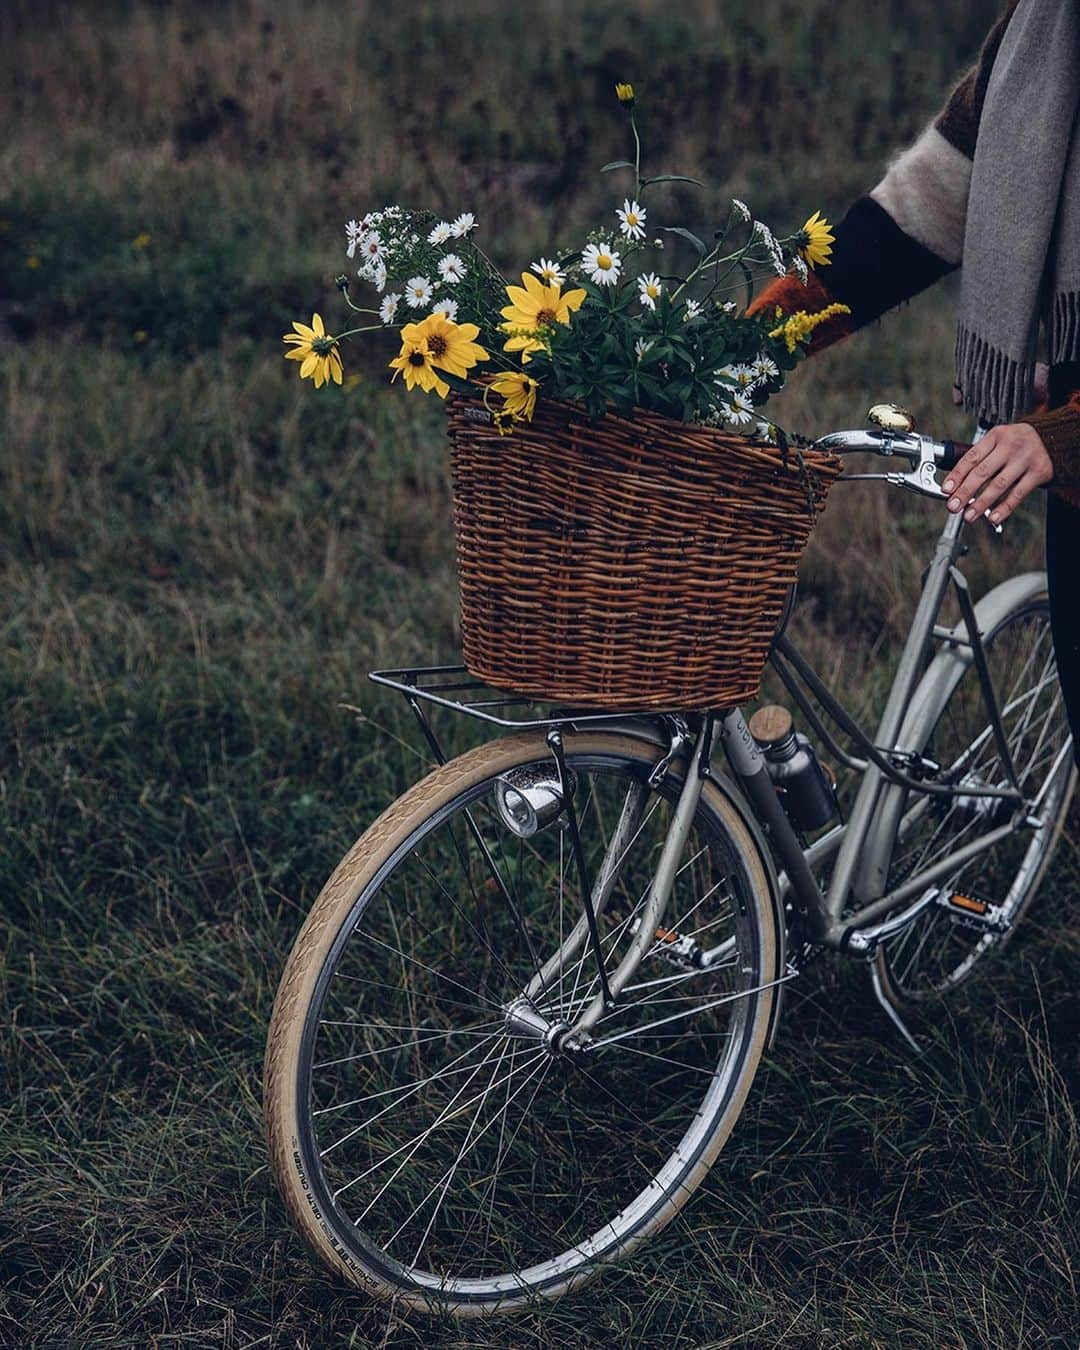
[[1, 1, 1075, 1344]]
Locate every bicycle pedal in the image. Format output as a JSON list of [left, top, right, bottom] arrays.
[[937, 889, 1010, 933], [631, 918, 704, 969]]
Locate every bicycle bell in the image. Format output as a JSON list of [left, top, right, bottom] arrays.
[[867, 402, 916, 433]]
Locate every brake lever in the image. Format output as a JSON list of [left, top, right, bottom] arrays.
[[844, 434, 1004, 534]]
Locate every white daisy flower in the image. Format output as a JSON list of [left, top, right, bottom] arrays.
[[360, 230, 383, 264], [792, 253, 809, 284], [684, 299, 702, 320], [724, 394, 755, 425], [427, 221, 453, 245], [715, 365, 739, 384], [451, 212, 477, 236], [616, 198, 647, 240], [432, 297, 459, 320], [731, 198, 752, 222], [752, 354, 779, 380], [358, 255, 388, 291], [754, 420, 776, 441], [530, 257, 566, 285], [634, 336, 654, 361], [378, 292, 402, 325], [731, 364, 757, 389], [720, 300, 738, 313], [345, 218, 365, 258], [404, 275, 434, 308], [582, 242, 621, 286], [638, 272, 663, 310], [437, 253, 466, 284]]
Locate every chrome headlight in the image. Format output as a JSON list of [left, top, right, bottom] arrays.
[[493, 764, 570, 838]]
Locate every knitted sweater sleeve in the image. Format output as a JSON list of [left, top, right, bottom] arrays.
[[746, 2, 1080, 493]]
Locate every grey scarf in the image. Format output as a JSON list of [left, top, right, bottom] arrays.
[[956, 0, 1080, 423]]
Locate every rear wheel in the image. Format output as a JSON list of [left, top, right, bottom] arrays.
[[876, 595, 1074, 1007], [264, 731, 780, 1315]]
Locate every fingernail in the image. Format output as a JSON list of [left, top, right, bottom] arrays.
[[990, 510, 1001, 522], [948, 497, 960, 511], [964, 507, 976, 521], [943, 479, 955, 492]]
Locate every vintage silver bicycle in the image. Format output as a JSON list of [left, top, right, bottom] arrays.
[[263, 405, 1075, 1316]]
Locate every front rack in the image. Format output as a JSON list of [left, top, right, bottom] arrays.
[[367, 663, 686, 731]]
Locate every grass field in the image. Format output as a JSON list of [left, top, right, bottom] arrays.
[[2, 1, 1077, 1345]]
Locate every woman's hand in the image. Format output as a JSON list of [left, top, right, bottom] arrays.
[[943, 423, 1054, 525]]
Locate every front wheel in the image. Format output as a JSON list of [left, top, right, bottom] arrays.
[[264, 730, 780, 1316]]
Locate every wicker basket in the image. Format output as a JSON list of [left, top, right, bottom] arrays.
[[446, 389, 842, 710]]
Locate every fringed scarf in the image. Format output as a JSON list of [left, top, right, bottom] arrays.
[[956, 0, 1080, 423]]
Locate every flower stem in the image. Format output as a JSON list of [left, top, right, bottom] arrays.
[[336, 323, 384, 340], [631, 112, 642, 196]]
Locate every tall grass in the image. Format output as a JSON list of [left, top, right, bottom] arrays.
[[2, 2, 1077, 1345]]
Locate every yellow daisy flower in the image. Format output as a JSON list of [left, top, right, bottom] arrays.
[[388, 331, 449, 398], [615, 82, 636, 104], [499, 272, 586, 361], [798, 211, 835, 269], [409, 313, 488, 377], [282, 312, 343, 388], [490, 370, 539, 423]]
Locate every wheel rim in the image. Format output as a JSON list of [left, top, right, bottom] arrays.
[[883, 602, 1073, 1000], [293, 749, 772, 1301]]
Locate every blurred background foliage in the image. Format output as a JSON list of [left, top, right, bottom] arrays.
[[2, 2, 1077, 1347]]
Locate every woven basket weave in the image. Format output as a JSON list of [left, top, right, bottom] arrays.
[[446, 389, 841, 710]]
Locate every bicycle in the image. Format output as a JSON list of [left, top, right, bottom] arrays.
[[263, 404, 1075, 1317]]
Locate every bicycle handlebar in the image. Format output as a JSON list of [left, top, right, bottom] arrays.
[[812, 427, 1002, 529], [812, 428, 970, 469], [939, 439, 971, 471]]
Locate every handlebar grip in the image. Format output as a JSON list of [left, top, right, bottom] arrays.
[[939, 440, 971, 471]]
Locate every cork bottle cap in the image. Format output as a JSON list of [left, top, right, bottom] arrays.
[[748, 704, 794, 747]]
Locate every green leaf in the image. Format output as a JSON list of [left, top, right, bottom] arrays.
[[642, 174, 706, 188], [659, 227, 707, 258], [600, 160, 635, 173]]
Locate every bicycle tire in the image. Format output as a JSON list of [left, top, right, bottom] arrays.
[[264, 730, 779, 1315]]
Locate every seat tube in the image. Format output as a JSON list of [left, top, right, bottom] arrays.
[[823, 512, 965, 934]]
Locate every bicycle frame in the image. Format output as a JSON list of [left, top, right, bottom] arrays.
[[510, 508, 1049, 1044], [367, 478, 1063, 1049]]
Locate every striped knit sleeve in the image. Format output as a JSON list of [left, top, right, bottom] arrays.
[[748, 4, 1017, 349]]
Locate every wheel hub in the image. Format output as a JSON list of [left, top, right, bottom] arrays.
[[503, 995, 570, 1054]]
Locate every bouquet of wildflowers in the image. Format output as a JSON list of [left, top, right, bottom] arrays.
[[283, 83, 846, 437]]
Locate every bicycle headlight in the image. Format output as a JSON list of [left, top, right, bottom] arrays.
[[494, 765, 569, 838]]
